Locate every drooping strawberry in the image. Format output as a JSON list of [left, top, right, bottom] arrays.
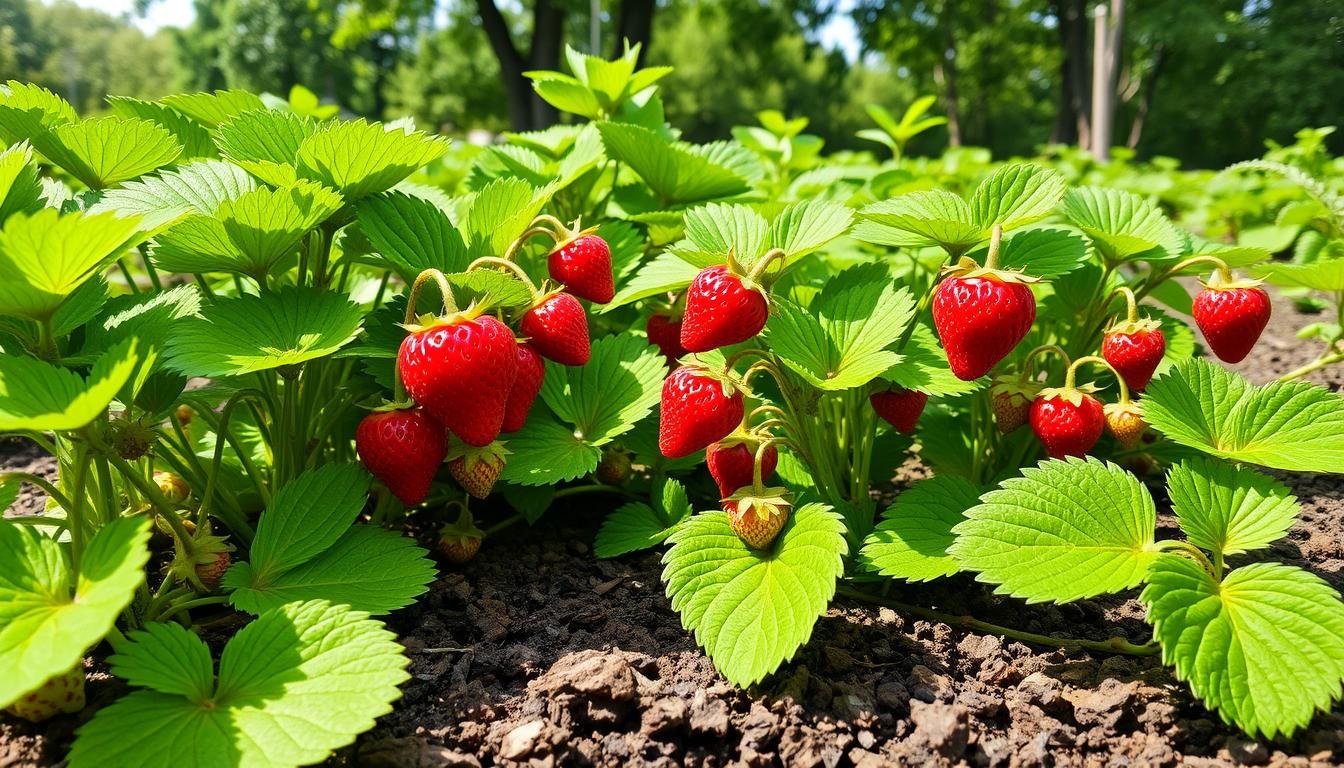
[[1030, 386, 1105, 459], [1192, 272, 1271, 363], [448, 439, 508, 499], [167, 518, 236, 593], [659, 364, 745, 458], [356, 407, 448, 506], [5, 664, 85, 722], [990, 375, 1042, 434], [1102, 319, 1166, 392], [1104, 401, 1148, 450], [521, 291, 590, 366], [196, 551, 232, 592], [680, 265, 769, 353], [647, 312, 688, 367], [502, 343, 546, 433], [869, 387, 929, 434], [723, 487, 792, 550], [154, 471, 191, 505], [438, 504, 486, 565], [548, 232, 614, 304], [932, 246, 1038, 380], [707, 436, 778, 498], [400, 311, 518, 447]]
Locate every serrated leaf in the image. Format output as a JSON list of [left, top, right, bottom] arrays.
[[855, 190, 982, 254], [949, 457, 1160, 603], [0, 81, 78, 142], [106, 97, 214, 160], [604, 251, 700, 310], [882, 323, 984, 396], [499, 415, 602, 486], [88, 160, 258, 234], [1143, 359, 1344, 473], [768, 200, 853, 265], [0, 516, 150, 709], [36, 117, 183, 189], [673, 203, 769, 269], [861, 474, 980, 582], [104, 622, 213, 700], [217, 109, 317, 167], [766, 264, 916, 391], [1141, 558, 1344, 739], [165, 287, 363, 377], [532, 76, 603, 119], [0, 339, 141, 431], [356, 191, 469, 280], [443, 270, 534, 310], [79, 284, 201, 360], [0, 208, 143, 320], [976, 226, 1089, 278], [1059, 186, 1184, 262], [662, 503, 847, 686], [595, 502, 677, 559], [597, 122, 749, 204], [1167, 457, 1298, 558], [969, 164, 1067, 231], [70, 600, 410, 768], [462, 176, 555, 258], [1253, 258, 1344, 292], [0, 143, 42, 223], [539, 333, 665, 445], [159, 89, 267, 128], [212, 181, 343, 276], [296, 119, 449, 202]]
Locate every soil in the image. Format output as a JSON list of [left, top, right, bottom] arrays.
[[4, 288, 1343, 768]]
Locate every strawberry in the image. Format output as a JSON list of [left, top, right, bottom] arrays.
[[502, 343, 546, 433], [1101, 319, 1166, 392], [659, 365, 745, 458], [108, 414, 155, 460], [1030, 386, 1105, 459], [196, 551, 232, 592], [1104, 402, 1148, 450], [932, 257, 1037, 380], [548, 233, 614, 303], [647, 312, 688, 367], [723, 487, 791, 550], [521, 291, 590, 366], [400, 312, 518, 447], [356, 407, 448, 506], [438, 505, 485, 564], [5, 664, 85, 722], [596, 447, 633, 485], [447, 439, 508, 499], [168, 518, 235, 593], [154, 471, 191, 505], [680, 265, 769, 352], [1192, 274, 1271, 363], [869, 387, 928, 434], [706, 437, 778, 498], [990, 375, 1042, 434]]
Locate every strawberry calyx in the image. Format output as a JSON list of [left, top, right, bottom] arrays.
[[684, 359, 746, 400], [548, 223, 601, 252], [369, 398, 418, 414], [1036, 383, 1100, 407], [1105, 316, 1163, 337], [438, 503, 486, 545], [722, 485, 793, 523], [447, 439, 510, 471], [169, 518, 234, 592], [400, 303, 488, 334], [1199, 269, 1265, 292], [939, 255, 1040, 285], [990, 373, 1043, 402]]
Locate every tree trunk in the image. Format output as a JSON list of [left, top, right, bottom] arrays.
[[614, 0, 656, 63], [476, 0, 532, 130], [1051, 0, 1089, 147], [934, 1, 962, 146], [528, 0, 564, 129], [1126, 43, 1166, 149]]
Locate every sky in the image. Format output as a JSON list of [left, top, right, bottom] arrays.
[[56, 0, 864, 60]]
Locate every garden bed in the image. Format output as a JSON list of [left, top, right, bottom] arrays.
[[3, 287, 1342, 768]]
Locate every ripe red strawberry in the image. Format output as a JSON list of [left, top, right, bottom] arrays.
[[502, 343, 546, 433], [400, 313, 518, 446], [1030, 387, 1105, 459], [680, 265, 769, 352], [548, 233, 614, 303], [723, 488, 791, 550], [707, 438, 778, 498], [1104, 402, 1147, 450], [659, 365, 744, 458], [447, 440, 507, 499], [647, 313, 687, 367], [990, 375, 1042, 434], [1192, 278, 1271, 363], [932, 265, 1037, 380], [521, 292, 590, 366], [356, 407, 448, 506], [5, 665, 85, 722], [869, 387, 928, 434], [1101, 320, 1166, 391]]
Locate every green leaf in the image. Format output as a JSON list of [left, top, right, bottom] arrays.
[[36, 117, 183, 189], [1059, 187, 1184, 262], [443, 270, 534, 310], [766, 263, 916, 391], [0, 516, 150, 709], [768, 200, 854, 264], [88, 160, 258, 234], [1253, 258, 1344, 292], [854, 190, 981, 253], [70, 600, 410, 768], [217, 109, 318, 185], [356, 191, 469, 280], [0, 208, 143, 320], [462, 176, 555, 259], [0, 143, 43, 223], [1143, 359, 1344, 473], [1148, 277, 1193, 316], [604, 251, 700, 310], [662, 503, 847, 686], [539, 333, 665, 445], [860, 474, 980, 582], [159, 89, 267, 128], [499, 415, 602, 486], [78, 284, 202, 360], [296, 119, 449, 202], [969, 164, 1067, 231], [1167, 458, 1299, 558], [1141, 558, 1344, 739], [531, 76, 603, 119], [597, 122, 749, 204], [106, 96, 215, 160], [165, 287, 363, 377], [979, 227, 1089, 278], [673, 203, 769, 269], [949, 457, 1160, 603], [0, 339, 142, 431], [223, 465, 433, 615], [103, 621, 214, 700], [595, 502, 677, 559], [882, 323, 985, 396], [0, 81, 78, 141], [213, 181, 343, 275]]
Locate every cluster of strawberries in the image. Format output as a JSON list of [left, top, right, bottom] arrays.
[[356, 228, 614, 560]]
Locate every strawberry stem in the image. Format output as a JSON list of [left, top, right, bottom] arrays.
[[1168, 254, 1233, 283], [531, 213, 574, 240], [1023, 344, 1071, 378], [502, 225, 560, 262], [1111, 286, 1140, 323], [741, 360, 786, 394], [983, 225, 1004, 270], [406, 269, 459, 323], [468, 256, 542, 300], [1066, 354, 1131, 404], [745, 248, 788, 284], [752, 438, 778, 489]]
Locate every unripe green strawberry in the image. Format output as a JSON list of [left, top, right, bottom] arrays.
[[596, 447, 632, 485], [447, 440, 508, 499], [723, 486, 791, 550], [108, 414, 155, 460], [5, 664, 85, 722], [990, 375, 1042, 434], [168, 518, 235, 593]]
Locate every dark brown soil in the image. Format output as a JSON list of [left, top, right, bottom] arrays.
[[4, 288, 1343, 768]]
